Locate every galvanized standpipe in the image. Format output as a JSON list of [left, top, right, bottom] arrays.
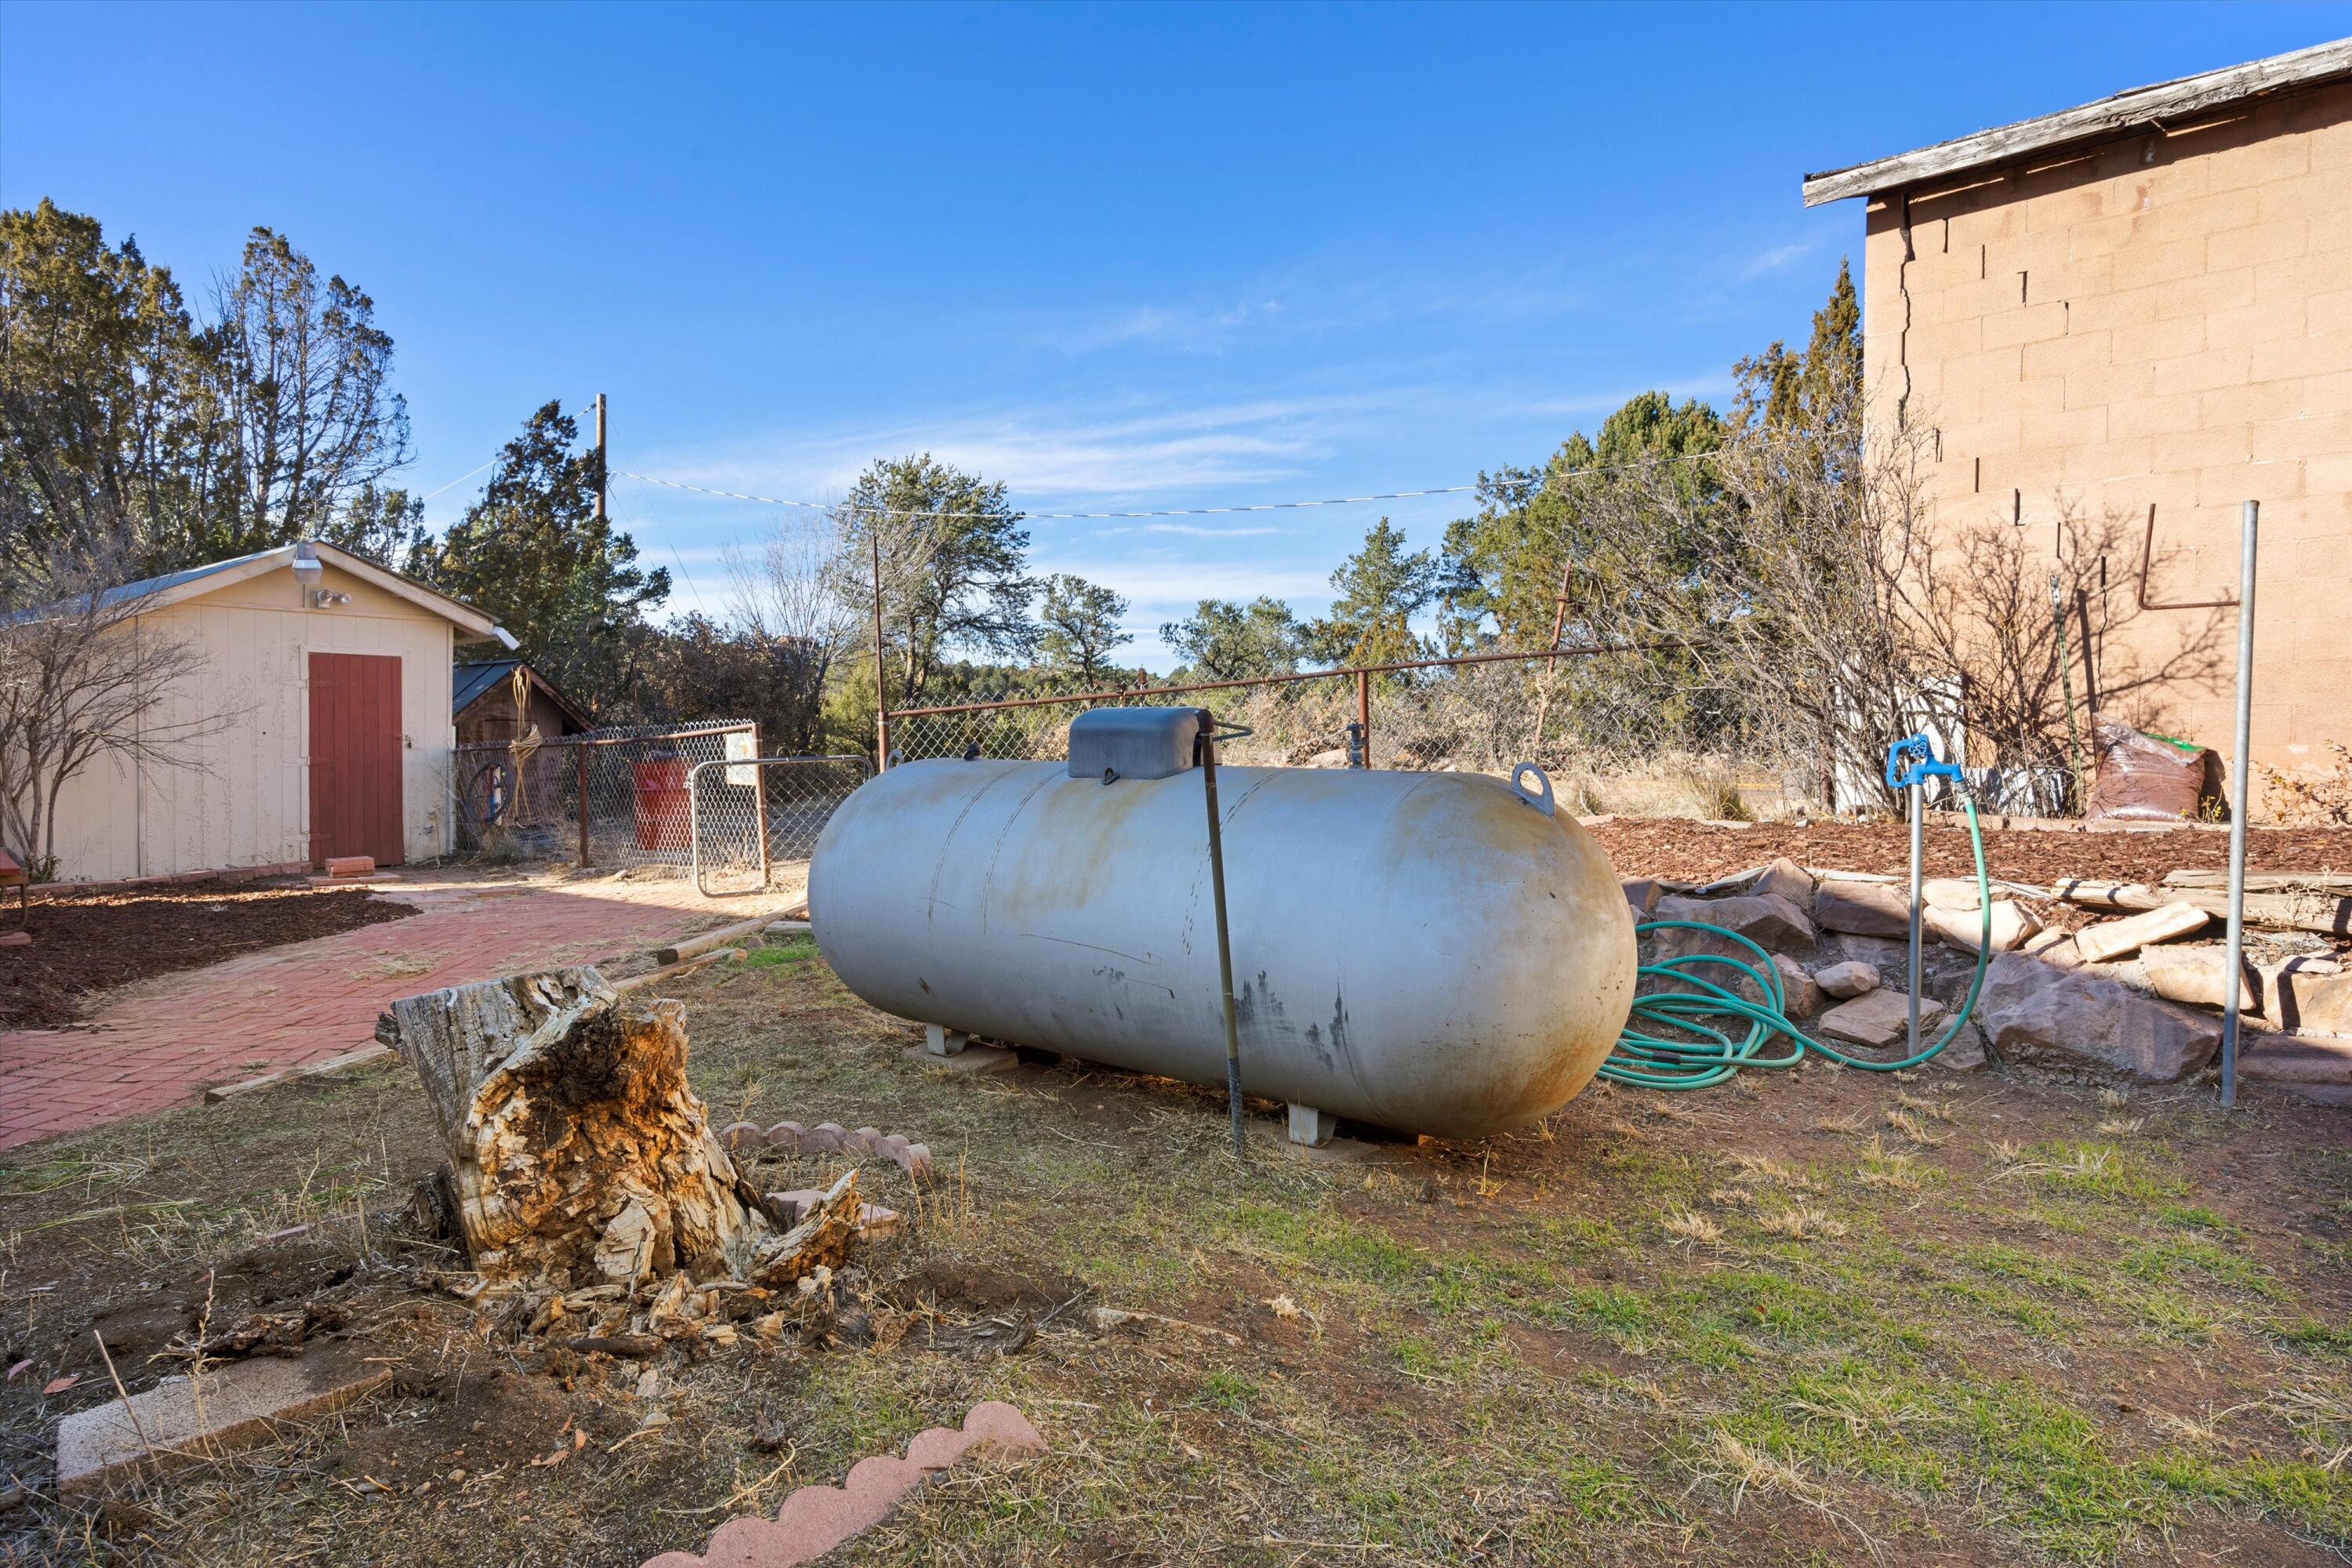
[[1196, 711, 1246, 1156], [2051, 571, 2085, 811], [1907, 769, 1925, 1058], [2220, 500, 2258, 1109]]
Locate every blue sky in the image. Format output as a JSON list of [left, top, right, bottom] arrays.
[[5, 1, 2346, 667]]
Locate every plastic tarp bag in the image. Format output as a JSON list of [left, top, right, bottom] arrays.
[[2085, 715, 2224, 822]]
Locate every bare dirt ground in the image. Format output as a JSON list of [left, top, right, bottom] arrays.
[[2, 921, 2347, 1566], [0, 882, 416, 1030]]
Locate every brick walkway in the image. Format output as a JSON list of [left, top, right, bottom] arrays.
[[0, 873, 793, 1151]]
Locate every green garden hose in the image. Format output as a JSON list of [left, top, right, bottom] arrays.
[[1598, 797, 1993, 1089]]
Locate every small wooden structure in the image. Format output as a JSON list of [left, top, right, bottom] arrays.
[[452, 659, 590, 748]]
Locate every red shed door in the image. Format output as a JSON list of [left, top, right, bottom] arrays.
[[308, 653, 405, 868]]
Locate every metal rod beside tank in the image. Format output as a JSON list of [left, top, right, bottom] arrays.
[[2220, 500, 2257, 1109], [1196, 713, 1245, 1156]]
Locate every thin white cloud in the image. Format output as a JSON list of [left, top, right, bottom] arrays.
[[1047, 298, 1291, 355], [632, 390, 1418, 503], [626, 369, 1749, 519], [1737, 241, 1818, 282], [1033, 558, 1334, 611]]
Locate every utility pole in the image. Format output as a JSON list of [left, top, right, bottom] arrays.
[[593, 394, 608, 521]]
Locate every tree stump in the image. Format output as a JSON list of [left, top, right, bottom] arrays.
[[378, 968, 795, 1290]]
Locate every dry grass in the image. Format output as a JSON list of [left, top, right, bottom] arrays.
[[1662, 1209, 1725, 1247], [1755, 1203, 1849, 1240], [1852, 1134, 1924, 1192], [1554, 755, 1759, 822], [3, 950, 2346, 1568]]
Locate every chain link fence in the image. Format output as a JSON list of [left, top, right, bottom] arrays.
[[882, 646, 1686, 775], [687, 754, 871, 895], [452, 723, 756, 871]]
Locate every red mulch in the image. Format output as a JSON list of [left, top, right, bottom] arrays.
[[1585, 817, 2352, 887], [0, 879, 416, 1030]]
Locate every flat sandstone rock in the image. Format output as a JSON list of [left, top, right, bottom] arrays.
[[1814, 882, 1912, 939], [2073, 902, 2210, 965], [1974, 951, 2220, 1082], [1751, 857, 1815, 911], [1654, 891, 1816, 953], [1813, 960, 1881, 1000], [1926, 899, 2042, 954], [2141, 944, 2257, 1011], [1817, 989, 1946, 1052], [58, 1352, 390, 1496]]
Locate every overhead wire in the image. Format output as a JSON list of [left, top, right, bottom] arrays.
[[414, 457, 499, 503], [609, 442, 1730, 523]]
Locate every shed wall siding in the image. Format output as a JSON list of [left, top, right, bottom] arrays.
[[1858, 78, 2352, 779], [44, 562, 459, 880]]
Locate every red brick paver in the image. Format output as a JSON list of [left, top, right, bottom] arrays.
[[0, 875, 789, 1150]]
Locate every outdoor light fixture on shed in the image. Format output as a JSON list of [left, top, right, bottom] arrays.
[[291, 541, 348, 606]]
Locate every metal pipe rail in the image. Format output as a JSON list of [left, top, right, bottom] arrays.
[[881, 639, 1703, 720]]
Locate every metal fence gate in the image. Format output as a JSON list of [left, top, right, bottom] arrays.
[[688, 754, 871, 895]]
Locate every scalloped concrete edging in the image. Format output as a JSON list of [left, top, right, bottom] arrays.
[[641, 1400, 1044, 1568], [720, 1120, 934, 1183]]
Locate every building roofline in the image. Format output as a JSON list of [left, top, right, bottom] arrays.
[[1801, 37, 2352, 207], [453, 658, 591, 730], [74, 542, 517, 647]]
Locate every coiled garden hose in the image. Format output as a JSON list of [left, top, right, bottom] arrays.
[[1597, 797, 1993, 1089]]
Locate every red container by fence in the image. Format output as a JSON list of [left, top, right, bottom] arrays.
[[633, 755, 691, 851]]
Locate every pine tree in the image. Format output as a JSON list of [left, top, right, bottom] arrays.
[[414, 401, 667, 715], [1309, 518, 1438, 670]]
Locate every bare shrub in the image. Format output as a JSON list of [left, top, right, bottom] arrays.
[[2261, 741, 2352, 826], [1898, 498, 2225, 793], [0, 536, 238, 876]]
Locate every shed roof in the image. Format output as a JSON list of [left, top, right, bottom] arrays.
[[1802, 38, 2352, 206], [64, 541, 515, 646], [452, 659, 590, 729]]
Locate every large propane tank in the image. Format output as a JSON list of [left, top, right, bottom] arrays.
[[809, 717, 1635, 1141]]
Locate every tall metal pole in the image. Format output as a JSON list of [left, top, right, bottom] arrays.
[[1198, 713, 1244, 1157], [2051, 572, 2085, 812], [576, 742, 590, 868], [2220, 500, 2258, 1109], [1356, 667, 1372, 769], [869, 523, 891, 770], [1907, 777, 1925, 1058], [593, 394, 608, 522], [751, 721, 772, 888]]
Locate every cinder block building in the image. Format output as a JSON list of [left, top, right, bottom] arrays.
[[1804, 39, 2350, 788]]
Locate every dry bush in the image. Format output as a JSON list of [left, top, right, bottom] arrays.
[[2259, 741, 2352, 826]]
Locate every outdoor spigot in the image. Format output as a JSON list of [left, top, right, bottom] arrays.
[[1884, 732, 1962, 793]]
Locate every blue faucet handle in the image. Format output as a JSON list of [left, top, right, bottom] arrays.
[[1885, 732, 1964, 790]]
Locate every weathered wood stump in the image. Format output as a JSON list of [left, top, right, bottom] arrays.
[[377, 968, 850, 1294]]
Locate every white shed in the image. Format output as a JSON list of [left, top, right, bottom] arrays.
[[45, 542, 514, 880]]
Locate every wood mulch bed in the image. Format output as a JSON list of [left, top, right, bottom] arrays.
[[0, 879, 416, 1031], [1587, 816, 2352, 887]]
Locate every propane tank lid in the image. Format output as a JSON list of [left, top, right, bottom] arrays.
[[1068, 706, 1205, 782]]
